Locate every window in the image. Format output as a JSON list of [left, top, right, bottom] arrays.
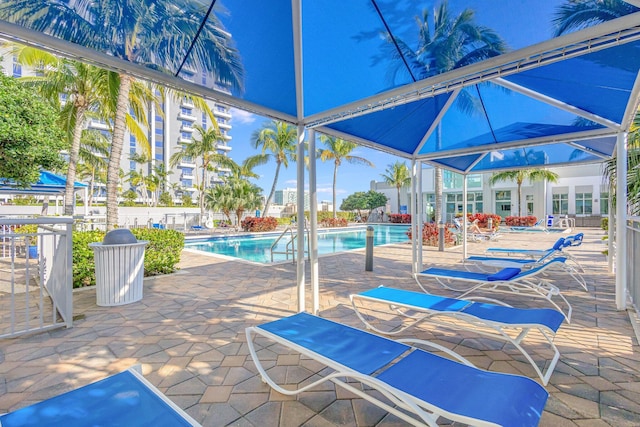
[[443, 170, 463, 190], [575, 192, 593, 215], [467, 174, 482, 189], [181, 107, 192, 115], [552, 193, 568, 215], [12, 56, 21, 77], [526, 194, 534, 216], [600, 192, 609, 215], [495, 191, 511, 217], [423, 193, 435, 221], [202, 113, 208, 130]]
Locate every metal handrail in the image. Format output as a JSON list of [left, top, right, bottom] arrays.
[[270, 226, 310, 263]]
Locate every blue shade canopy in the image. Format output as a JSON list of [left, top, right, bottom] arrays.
[[0, 171, 87, 195], [1, 0, 640, 171]]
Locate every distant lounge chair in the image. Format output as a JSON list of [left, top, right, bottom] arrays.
[[350, 286, 565, 385], [464, 246, 587, 291], [246, 312, 548, 427], [485, 234, 584, 272], [190, 224, 204, 233], [0, 366, 200, 426], [415, 258, 573, 321]]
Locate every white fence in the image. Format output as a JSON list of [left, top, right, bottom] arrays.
[[0, 217, 73, 338], [627, 217, 640, 315]]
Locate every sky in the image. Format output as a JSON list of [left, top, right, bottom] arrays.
[[226, 108, 404, 206]]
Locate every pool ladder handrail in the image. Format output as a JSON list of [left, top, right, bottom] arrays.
[[270, 226, 310, 263]]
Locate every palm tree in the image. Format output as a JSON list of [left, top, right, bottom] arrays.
[[554, 0, 640, 214], [251, 121, 298, 216], [381, 161, 411, 214], [76, 129, 110, 208], [318, 135, 374, 218], [0, 0, 244, 229], [12, 46, 107, 216], [489, 169, 559, 217], [385, 2, 507, 224], [553, 0, 638, 36], [170, 125, 235, 221]]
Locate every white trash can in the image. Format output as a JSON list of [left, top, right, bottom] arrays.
[[90, 229, 149, 307]]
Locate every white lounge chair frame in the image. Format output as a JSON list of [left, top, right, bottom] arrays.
[[350, 286, 564, 385], [415, 257, 572, 322], [485, 234, 585, 273], [464, 250, 587, 291], [246, 312, 548, 427]]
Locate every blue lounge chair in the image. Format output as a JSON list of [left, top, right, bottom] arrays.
[[0, 366, 200, 427], [350, 286, 565, 385], [415, 258, 572, 322], [464, 249, 587, 291], [247, 312, 548, 427], [485, 234, 585, 273]]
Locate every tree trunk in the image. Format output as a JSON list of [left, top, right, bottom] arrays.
[[263, 161, 281, 217], [517, 182, 523, 217], [435, 167, 443, 222], [396, 187, 401, 214], [333, 163, 338, 219], [106, 74, 132, 230], [64, 105, 87, 216]]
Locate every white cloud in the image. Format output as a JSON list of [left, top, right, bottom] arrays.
[[229, 108, 257, 124]]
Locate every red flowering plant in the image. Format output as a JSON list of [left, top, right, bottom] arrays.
[[388, 214, 411, 224], [241, 216, 278, 232], [505, 216, 538, 226], [320, 217, 348, 227], [467, 213, 502, 230], [406, 222, 456, 247]]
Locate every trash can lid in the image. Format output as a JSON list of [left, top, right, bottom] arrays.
[[103, 229, 137, 244]]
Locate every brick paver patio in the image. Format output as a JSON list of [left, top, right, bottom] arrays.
[[1, 228, 639, 426]]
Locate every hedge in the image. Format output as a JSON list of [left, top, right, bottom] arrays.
[[241, 216, 278, 232], [72, 229, 184, 288]]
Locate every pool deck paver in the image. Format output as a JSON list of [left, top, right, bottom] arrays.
[[0, 228, 639, 426]]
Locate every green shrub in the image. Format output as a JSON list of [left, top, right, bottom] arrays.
[[602, 217, 608, 231], [131, 228, 184, 276], [72, 230, 104, 288], [277, 217, 292, 226], [72, 229, 184, 288]]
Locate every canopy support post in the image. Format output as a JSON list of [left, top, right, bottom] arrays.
[[411, 159, 418, 275], [463, 175, 468, 260], [615, 132, 628, 310], [308, 129, 319, 315], [296, 124, 306, 313], [416, 161, 423, 272]]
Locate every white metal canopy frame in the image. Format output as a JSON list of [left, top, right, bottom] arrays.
[[0, 0, 637, 311]]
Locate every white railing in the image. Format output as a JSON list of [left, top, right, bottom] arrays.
[[0, 217, 73, 338], [627, 217, 640, 315]]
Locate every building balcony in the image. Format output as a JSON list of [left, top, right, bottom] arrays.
[[178, 112, 197, 121], [87, 120, 109, 130], [180, 124, 194, 133], [179, 136, 193, 144], [216, 144, 232, 152], [181, 173, 194, 180], [214, 108, 232, 120], [216, 167, 232, 174], [181, 98, 195, 108], [218, 121, 231, 130]]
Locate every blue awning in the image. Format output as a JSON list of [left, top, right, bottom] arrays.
[[0, 171, 87, 195], [0, 1, 639, 172]]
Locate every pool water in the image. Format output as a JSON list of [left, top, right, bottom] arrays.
[[185, 225, 410, 263]]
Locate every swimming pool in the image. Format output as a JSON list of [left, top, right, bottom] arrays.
[[185, 224, 410, 263]]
